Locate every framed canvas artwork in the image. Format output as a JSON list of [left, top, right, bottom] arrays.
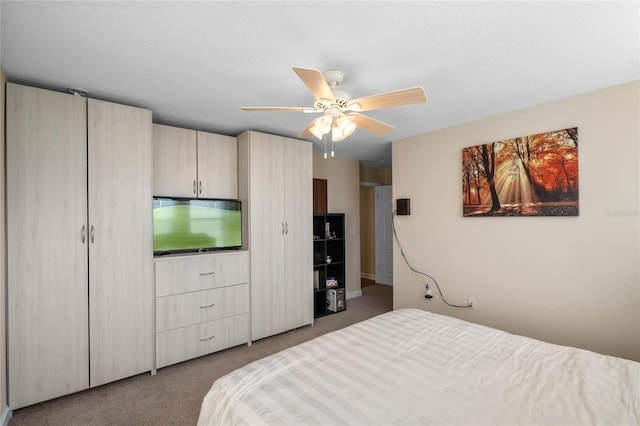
[[462, 127, 578, 216]]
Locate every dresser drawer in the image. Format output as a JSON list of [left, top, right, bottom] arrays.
[[156, 284, 249, 332], [155, 251, 249, 297], [156, 314, 249, 368]]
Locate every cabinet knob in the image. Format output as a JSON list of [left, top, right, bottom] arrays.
[[199, 303, 216, 309], [193, 180, 197, 195], [81, 225, 86, 243], [90, 225, 95, 243], [199, 271, 215, 276], [199, 180, 202, 195], [200, 334, 216, 342]]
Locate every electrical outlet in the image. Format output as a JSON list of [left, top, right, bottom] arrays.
[[468, 297, 476, 309]]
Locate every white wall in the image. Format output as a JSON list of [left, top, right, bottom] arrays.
[[313, 154, 361, 298], [393, 81, 639, 362]]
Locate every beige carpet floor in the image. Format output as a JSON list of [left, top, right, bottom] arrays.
[[9, 284, 392, 426]]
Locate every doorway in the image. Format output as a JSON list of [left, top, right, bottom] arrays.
[[375, 185, 393, 286]]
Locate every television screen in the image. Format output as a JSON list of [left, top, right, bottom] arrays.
[[153, 197, 242, 254]]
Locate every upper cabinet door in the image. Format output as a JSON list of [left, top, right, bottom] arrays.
[[197, 131, 238, 199], [7, 83, 90, 408], [88, 98, 154, 387], [153, 124, 197, 197]]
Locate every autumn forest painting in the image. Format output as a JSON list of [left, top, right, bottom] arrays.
[[462, 127, 578, 216]]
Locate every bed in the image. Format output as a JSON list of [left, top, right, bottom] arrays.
[[197, 308, 640, 425]]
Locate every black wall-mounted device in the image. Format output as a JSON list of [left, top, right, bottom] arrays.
[[396, 198, 410, 216]]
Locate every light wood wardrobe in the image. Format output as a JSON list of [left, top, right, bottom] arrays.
[[6, 83, 154, 408], [237, 131, 313, 341]]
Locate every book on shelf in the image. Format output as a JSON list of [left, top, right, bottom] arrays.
[[326, 277, 338, 288], [326, 288, 345, 312]]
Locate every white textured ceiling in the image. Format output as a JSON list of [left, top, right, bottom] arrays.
[[2, 1, 639, 168]]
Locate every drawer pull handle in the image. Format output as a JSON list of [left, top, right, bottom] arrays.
[[200, 303, 216, 309], [199, 271, 215, 276], [200, 334, 216, 342]]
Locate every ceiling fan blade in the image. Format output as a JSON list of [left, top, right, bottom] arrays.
[[241, 106, 319, 113], [346, 87, 427, 112], [298, 119, 317, 138], [350, 112, 395, 136], [292, 67, 335, 102]]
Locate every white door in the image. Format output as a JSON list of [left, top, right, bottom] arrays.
[[375, 185, 394, 285], [7, 83, 90, 408], [88, 99, 153, 386]]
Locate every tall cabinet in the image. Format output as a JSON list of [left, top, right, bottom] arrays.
[[237, 131, 313, 341], [6, 83, 153, 408]]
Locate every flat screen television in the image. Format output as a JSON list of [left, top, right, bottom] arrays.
[[153, 197, 242, 255]]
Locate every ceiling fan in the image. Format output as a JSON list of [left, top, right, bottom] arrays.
[[242, 67, 428, 142]]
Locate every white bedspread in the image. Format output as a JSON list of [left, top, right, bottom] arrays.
[[198, 308, 640, 425]]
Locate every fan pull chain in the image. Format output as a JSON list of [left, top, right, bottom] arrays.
[[323, 134, 328, 159]]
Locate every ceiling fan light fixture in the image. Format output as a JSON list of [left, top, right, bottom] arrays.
[[332, 115, 357, 142], [310, 114, 333, 139], [331, 127, 346, 142]]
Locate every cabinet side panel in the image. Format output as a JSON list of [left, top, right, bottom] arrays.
[[88, 99, 153, 386], [7, 83, 89, 408], [237, 132, 250, 252], [283, 138, 313, 329]]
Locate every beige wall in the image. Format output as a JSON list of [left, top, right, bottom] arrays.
[[313, 154, 361, 297], [393, 81, 640, 362], [359, 186, 375, 278]]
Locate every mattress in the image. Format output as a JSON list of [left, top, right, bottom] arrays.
[[197, 308, 640, 425]]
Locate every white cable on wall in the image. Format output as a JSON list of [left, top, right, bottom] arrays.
[[392, 210, 472, 309]]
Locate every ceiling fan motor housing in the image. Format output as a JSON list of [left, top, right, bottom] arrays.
[[322, 69, 344, 87]]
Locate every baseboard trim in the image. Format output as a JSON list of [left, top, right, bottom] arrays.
[[346, 290, 362, 300], [360, 273, 375, 281], [1, 406, 12, 426]]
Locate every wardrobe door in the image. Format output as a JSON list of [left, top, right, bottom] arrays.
[[7, 83, 89, 408], [248, 132, 286, 341], [87, 99, 153, 386], [283, 138, 313, 330]]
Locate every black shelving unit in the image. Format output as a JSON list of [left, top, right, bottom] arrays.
[[313, 213, 346, 318]]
